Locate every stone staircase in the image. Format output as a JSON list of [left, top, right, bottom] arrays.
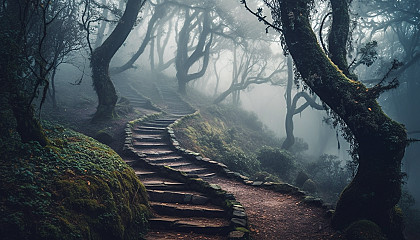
[[119, 83, 246, 239], [127, 115, 231, 239], [114, 77, 160, 111]]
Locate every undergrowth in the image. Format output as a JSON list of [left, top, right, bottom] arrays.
[[174, 104, 280, 176], [0, 121, 149, 240]]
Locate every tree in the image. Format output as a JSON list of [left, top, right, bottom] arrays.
[[90, 0, 145, 121], [282, 56, 323, 150], [175, 8, 213, 94], [1, 0, 83, 146], [149, 5, 177, 74], [245, 0, 408, 238], [46, 1, 84, 109], [110, 1, 170, 75], [213, 41, 284, 105]]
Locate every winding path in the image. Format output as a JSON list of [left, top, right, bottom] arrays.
[[115, 79, 337, 239]]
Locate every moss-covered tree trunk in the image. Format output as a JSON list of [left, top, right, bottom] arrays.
[[91, 0, 144, 122], [0, 0, 48, 146], [277, 0, 407, 238]]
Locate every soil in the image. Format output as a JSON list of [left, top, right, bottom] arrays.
[[208, 177, 341, 240]]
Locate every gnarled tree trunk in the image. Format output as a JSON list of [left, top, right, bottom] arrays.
[[91, 0, 144, 122], [276, 0, 407, 238], [1, 0, 48, 146], [175, 9, 212, 95]]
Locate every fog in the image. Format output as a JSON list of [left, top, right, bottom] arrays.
[[41, 0, 420, 207]]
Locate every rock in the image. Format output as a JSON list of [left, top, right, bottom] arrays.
[[295, 171, 310, 187], [252, 181, 263, 186], [272, 183, 298, 193], [231, 218, 247, 227], [209, 184, 222, 190], [233, 210, 246, 218], [345, 220, 387, 240], [94, 129, 114, 144], [229, 231, 245, 239], [191, 195, 208, 204], [302, 179, 317, 193]]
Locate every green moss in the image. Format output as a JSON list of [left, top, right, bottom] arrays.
[[344, 220, 387, 240], [0, 122, 150, 240], [235, 227, 250, 233], [173, 105, 279, 176]]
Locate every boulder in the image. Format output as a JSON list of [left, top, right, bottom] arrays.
[[302, 179, 317, 193]]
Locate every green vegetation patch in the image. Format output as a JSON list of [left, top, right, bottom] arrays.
[[344, 220, 387, 240], [0, 122, 149, 240], [174, 104, 280, 176]]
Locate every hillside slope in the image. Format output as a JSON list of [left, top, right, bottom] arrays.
[[0, 121, 150, 240]]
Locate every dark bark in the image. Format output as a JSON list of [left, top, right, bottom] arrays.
[[175, 9, 212, 94], [91, 0, 144, 121], [0, 0, 48, 146], [282, 56, 324, 150], [50, 67, 58, 109], [277, 0, 407, 238], [111, 2, 167, 75], [328, 0, 353, 78], [282, 56, 295, 150]]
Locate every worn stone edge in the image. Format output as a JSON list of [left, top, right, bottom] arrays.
[[127, 81, 162, 112], [125, 110, 249, 239], [166, 112, 335, 214]]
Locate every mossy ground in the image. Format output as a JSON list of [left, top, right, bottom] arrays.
[[173, 104, 281, 176], [0, 121, 149, 240]]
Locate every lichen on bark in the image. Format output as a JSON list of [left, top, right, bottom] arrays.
[[268, 0, 408, 238]]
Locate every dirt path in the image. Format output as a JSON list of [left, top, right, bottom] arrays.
[[208, 177, 338, 240]]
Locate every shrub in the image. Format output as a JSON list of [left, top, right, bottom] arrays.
[[252, 171, 282, 182], [219, 146, 260, 175], [345, 220, 387, 240], [305, 154, 352, 203], [399, 189, 420, 238], [257, 146, 296, 180], [295, 171, 310, 187]]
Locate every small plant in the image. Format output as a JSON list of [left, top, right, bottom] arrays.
[[219, 146, 260, 175], [305, 154, 352, 203], [399, 189, 420, 238], [257, 146, 296, 181]]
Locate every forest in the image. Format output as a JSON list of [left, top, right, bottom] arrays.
[[1, 0, 419, 239]]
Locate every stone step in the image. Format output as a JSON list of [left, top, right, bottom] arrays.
[[145, 230, 226, 240], [177, 167, 210, 175], [134, 170, 157, 177], [196, 172, 217, 179], [147, 190, 209, 204], [154, 161, 192, 168], [148, 216, 230, 235], [132, 136, 164, 142], [132, 142, 168, 149], [142, 122, 170, 128], [135, 126, 167, 131], [142, 149, 176, 156], [153, 119, 178, 123], [145, 155, 183, 163], [132, 129, 163, 135], [143, 180, 186, 191], [150, 202, 226, 218]]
